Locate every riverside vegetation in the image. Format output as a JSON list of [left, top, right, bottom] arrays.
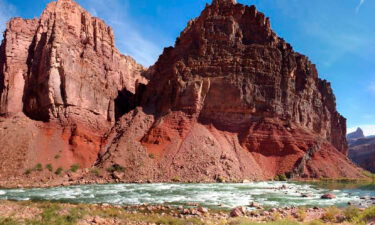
[[0, 201, 374, 225]]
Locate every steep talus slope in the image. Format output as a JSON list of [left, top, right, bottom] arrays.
[[0, 0, 146, 177], [97, 0, 363, 181]]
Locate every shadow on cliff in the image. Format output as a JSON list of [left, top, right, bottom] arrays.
[[0, 39, 5, 116], [22, 32, 50, 122], [115, 84, 148, 120]]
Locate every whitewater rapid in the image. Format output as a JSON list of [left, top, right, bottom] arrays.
[[0, 182, 373, 209]]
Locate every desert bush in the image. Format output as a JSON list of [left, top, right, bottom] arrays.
[[24, 169, 32, 175], [107, 164, 125, 173], [35, 163, 43, 172], [70, 164, 80, 172], [275, 174, 288, 181], [45, 164, 53, 172], [55, 167, 63, 175], [90, 168, 100, 176]]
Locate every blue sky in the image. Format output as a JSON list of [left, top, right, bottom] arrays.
[[0, 0, 374, 135]]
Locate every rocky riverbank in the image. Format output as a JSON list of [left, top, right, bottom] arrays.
[[0, 200, 374, 225]]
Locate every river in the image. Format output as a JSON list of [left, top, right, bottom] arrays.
[[0, 182, 374, 209]]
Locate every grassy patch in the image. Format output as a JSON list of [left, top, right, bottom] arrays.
[[353, 206, 375, 224], [228, 218, 299, 225], [25, 203, 86, 225], [322, 206, 341, 222], [0, 217, 19, 225]]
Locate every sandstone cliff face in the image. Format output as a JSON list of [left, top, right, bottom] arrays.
[[0, 0, 146, 176], [97, 0, 362, 181]]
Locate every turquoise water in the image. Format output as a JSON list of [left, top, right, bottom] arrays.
[[0, 182, 374, 209]]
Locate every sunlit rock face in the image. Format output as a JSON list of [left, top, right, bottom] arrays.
[[0, 0, 146, 176], [97, 0, 363, 181]]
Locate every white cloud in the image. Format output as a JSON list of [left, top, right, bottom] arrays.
[[356, 0, 365, 13], [0, 0, 16, 40], [348, 125, 375, 136], [78, 0, 162, 67]]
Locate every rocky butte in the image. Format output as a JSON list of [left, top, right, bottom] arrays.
[[0, 0, 364, 184]]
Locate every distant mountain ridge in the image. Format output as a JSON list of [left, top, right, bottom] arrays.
[[348, 128, 375, 173]]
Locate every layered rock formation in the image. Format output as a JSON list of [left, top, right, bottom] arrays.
[[0, 0, 146, 177], [96, 0, 363, 181], [0, 0, 364, 182], [348, 128, 375, 173]]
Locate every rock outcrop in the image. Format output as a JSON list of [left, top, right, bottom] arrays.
[[96, 0, 363, 181], [347, 128, 365, 140], [348, 129, 375, 173], [0, 0, 146, 177], [0, 0, 364, 182]]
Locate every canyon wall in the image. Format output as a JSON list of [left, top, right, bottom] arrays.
[[0, 0, 146, 177], [0, 0, 363, 182]]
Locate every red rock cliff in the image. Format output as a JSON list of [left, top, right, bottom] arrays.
[[0, 0, 363, 182], [0, 0, 146, 177], [97, 0, 363, 181]]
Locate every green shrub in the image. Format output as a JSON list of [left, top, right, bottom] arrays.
[[45, 164, 53, 172], [149, 153, 155, 159], [70, 164, 80, 172], [106, 164, 125, 173], [275, 174, 288, 181], [35, 163, 43, 172], [55, 167, 63, 175], [54, 154, 61, 159]]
